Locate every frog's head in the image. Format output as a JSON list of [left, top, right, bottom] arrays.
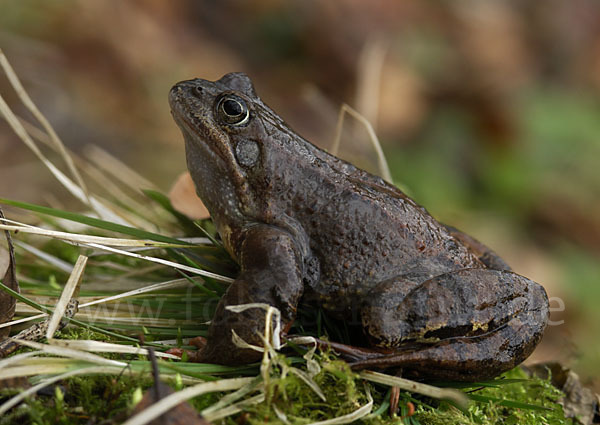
[[169, 73, 291, 252]]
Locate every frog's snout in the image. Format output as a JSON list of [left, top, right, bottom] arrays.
[[169, 80, 201, 103], [168, 84, 183, 109]]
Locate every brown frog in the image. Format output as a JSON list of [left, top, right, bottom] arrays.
[[169, 73, 549, 381]]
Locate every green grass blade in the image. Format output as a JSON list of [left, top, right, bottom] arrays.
[[432, 378, 530, 389], [0, 197, 188, 245], [467, 393, 553, 411], [193, 221, 225, 250], [0, 279, 52, 314], [142, 189, 199, 234]]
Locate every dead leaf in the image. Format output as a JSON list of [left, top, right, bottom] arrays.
[[169, 172, 210, 220], [0, 207, 19, 340], [527, 362, 599, 425], [130, 381, 211, 425], [129, 348, 211, 425]]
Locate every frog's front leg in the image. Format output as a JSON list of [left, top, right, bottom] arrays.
[[359, 268, 549, 381], [198, 225, 304, 365]]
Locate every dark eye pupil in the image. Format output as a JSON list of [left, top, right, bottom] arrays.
[[223, 99, 243, 116], [217, 95, 249, 126]]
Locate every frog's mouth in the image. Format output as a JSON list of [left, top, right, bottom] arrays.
[[169, 82, 258, 221], [169, 87, 234, 170]]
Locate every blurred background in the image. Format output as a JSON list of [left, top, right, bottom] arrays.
[[1, 0, 599, 389]]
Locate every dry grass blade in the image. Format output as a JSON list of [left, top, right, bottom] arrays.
[[0, 65, 139, 226], [203, 393, 266, 422], [0, 351, 42, 371], [49, 340, 180, 359], [331, 103, 392, 183], [46, 255, 87, 339], [79, 277, 195, 307], [18, 116, 165, 231], [0, 218, 189, 248], [122, 377, 254, 425], [355, 35, 387, 129], [0, 92, 127, 224], [273, 405, 292, 425], [0, 363, 76, 380], [0, 313, 47, 330], [227, 304, 282, 391], [0, 355, 201, 384], [360, 370, 469, 408], [16, 240, 74, 272], [0, 49, 90, 207], [10, 339, 127, 367], [84, 242, 234, 282], [83, 165, 159, 225], [0, 96, 89, 215], [200, 377, 262, 416], [227, 303, 282, 349], [85, 144, 158, 191]]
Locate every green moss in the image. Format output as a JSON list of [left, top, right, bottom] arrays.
[[199, 361, 573, 425], [239, 356, 387, 425], [416, 368, 573, 425], [0, 374, 153, 425]]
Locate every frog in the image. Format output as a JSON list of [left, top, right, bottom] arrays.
[[168, 72, 549, 381]]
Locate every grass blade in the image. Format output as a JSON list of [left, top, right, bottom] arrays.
[[467, 393, 553, 411], [0, 197, 188, 245]]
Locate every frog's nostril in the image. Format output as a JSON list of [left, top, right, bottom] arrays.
[[192, 86, 203, 97]]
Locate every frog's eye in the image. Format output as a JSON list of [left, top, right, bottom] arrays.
[[235, 139, 260, 167], [216, 95, 250, 126]]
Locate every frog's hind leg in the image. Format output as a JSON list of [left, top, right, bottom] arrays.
[[359, 268, 549, 381]]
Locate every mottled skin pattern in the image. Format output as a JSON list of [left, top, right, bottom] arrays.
[[0, 299, 79, 358], [169, 73, 549, 381]]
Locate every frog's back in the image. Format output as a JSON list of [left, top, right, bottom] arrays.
[[271, 140, 481, 304]]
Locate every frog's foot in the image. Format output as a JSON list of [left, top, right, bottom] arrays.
[[359, 268, 549, 381], [162, 336, 210, 362], [189, 336, 208, 350], [165, 347, 204, 362]]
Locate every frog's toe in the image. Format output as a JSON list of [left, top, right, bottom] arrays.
[[189, 336, 208, 350], [165, 347, 205, 362]]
